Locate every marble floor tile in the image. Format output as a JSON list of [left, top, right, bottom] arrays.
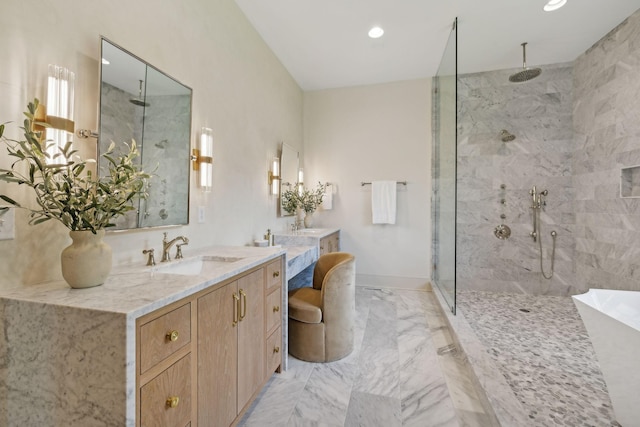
[[289, 361, 359, 426], [360, 300, 398, 350], [344, 391, 402, 427], [399, 369, 459, 427], [353, 345, 401, 399], [240, 376, 307, 427], [237, 288, 492, 427], [398, 333, 438, 373]]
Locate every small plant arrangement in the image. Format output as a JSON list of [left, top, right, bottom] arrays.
[[281, 184, 302, 215], [0, 99, 151, 234], [281, 181, 326, 215], [300, 181, 326, 214]]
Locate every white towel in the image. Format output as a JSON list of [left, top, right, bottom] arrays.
[[371, 181, 396, 224], [321, 184, 333, 210]]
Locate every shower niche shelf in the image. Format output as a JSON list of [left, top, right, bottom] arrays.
[[620, 165, 640, 198]]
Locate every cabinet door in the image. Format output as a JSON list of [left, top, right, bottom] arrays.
[[237, 269, 265, 411], [140, 354, 191, 427], [198, 281, 238, 427]]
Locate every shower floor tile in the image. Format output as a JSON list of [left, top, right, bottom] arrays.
[[457, 291, 621, 427]]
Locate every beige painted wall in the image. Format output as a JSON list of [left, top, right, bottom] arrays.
[[303, 80, 432, 286], [0, 0, 302, 288]]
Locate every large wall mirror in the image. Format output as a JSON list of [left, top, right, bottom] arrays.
[[279, 143, 299, 216], [99, 38, 192, 230]]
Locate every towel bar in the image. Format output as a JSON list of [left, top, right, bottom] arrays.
[[361, 181, 407, 186]]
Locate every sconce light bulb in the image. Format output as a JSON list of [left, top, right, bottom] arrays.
[[271, 157, 281, 196], [199, 127, 214, 192]]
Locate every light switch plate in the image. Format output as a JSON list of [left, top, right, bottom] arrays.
[[0, 208, 15, 240]]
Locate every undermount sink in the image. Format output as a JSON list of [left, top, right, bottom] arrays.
[[152, 255, 245, 276]]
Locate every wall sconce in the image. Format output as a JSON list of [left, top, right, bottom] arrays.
[[33, 65, 75, 164], [192, 127, 214, 192], [268, 157, 280, 195], [297, 167, 304, 195]]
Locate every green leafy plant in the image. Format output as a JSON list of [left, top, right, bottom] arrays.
[[281, 184, 302, 214], [281, 181, 326, 214], [300, 181, 326, 214], [0, 99, 151, 233]]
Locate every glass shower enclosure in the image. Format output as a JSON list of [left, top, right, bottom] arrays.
[[432, 18, 457, 313]]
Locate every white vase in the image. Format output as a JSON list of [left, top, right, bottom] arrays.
[[61, 230, 112, 289], [304, 211, 314, 228]]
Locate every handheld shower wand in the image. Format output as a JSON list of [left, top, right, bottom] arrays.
[[529, 186, 556, 280]]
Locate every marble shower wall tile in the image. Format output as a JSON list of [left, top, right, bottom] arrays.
[[573, 8, 640, 293], [456, 60, 577, 294]]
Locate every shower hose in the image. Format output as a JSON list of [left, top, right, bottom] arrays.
[[537, 213, 557, 280]]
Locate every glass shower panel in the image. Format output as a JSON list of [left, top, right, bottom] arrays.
[[432, 18, 457, 313]]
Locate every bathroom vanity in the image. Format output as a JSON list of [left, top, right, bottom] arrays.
[[274, 228, 340, 258], [0, 246, 285, 427]]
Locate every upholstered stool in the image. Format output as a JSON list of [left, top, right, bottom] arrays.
[[288, 252, 356, 362]]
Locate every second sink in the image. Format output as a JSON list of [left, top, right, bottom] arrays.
[[153, 255, 245, 276]]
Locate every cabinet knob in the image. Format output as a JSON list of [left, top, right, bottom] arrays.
[[272, 271, 280, 278], [273, 305, 280, 313], [166, 396, 180, 408], [273, 346, 280, 354], [166, 330, 179, 342]]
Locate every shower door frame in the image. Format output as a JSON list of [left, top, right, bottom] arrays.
[[432, 18, 458, 314]]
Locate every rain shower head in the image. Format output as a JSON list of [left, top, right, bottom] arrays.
[[509, 42, 542, 83], [500, 130, 516, 142], [130, 80, 149, 107]]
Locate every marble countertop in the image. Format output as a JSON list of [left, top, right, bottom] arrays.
[[0, 245, 285, 319], [274, 227, 339, 239]]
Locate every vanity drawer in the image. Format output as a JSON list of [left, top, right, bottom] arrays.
[[140, 302, 191, 374], [265, 288, 282, 335], [266, 327, 282, 375], [266, 259, 282, 291], [140, 353, 191, 427]]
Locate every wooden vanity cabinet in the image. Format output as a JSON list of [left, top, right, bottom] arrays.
[[198, 268, 265, 426], [136, 256, 284, 427], [137, 301, 197, 427], [319, 231, 340, 255]]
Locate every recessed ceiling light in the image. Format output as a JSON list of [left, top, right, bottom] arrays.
[[101, 58, 110, 65], [368, 26, 384, 39], [543, 0, 567, 12]]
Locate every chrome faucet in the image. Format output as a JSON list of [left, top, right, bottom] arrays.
[[161, 232, 189, 262]]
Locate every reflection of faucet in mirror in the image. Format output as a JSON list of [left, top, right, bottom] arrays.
[[161, 232, 189, 262]]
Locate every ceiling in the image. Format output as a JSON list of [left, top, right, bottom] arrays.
[[233, 0, 640, 91]]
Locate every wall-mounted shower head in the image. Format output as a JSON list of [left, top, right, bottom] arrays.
[[500, 129, 516, 142], [130, 80, 150, 107], [509, 42, 542, 83]]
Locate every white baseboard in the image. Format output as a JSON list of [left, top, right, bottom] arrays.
[[356, 274, 431, 291]]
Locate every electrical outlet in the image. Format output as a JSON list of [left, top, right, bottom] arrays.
[[0, 208, 15, 240], [198, 206, 205, 223]]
